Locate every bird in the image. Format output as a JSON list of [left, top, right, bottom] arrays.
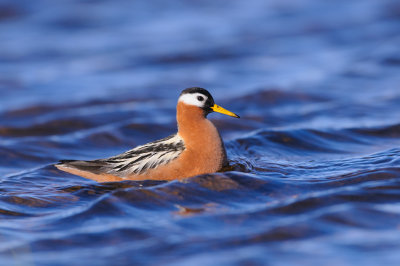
[[55, 87, 240, 182]]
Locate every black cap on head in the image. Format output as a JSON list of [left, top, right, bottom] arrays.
[[180, 87, 213, 100], [180, 87, 240, 118], [180, 87, 215, 111]]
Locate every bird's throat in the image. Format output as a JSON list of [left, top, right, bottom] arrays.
[[176, 102, 226, 170], [176, 102, 218, 148], [177, 103, 206, 142]]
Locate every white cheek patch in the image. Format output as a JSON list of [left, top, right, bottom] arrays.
[[178, 93, 207, 107]]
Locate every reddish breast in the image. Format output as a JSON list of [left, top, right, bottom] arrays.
[[127, 102, 227, 180]]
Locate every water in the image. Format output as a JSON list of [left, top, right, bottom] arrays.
[[1, 0, 400, 265]]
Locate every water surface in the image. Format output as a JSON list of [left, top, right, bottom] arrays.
[[1, 0, 400, 265]]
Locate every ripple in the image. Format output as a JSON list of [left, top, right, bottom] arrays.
[[1, 0, 400, 264]]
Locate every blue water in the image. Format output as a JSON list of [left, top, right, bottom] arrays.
[[1, 0, 400, 265]]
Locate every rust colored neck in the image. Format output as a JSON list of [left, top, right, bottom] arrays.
[[176, 102, 209, 146], [176, 101, 227, 172]]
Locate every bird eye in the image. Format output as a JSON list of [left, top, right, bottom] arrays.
[[197, 96, 204, 101]]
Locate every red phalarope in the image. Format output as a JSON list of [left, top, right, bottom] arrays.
[[55, 87, 239, 182]]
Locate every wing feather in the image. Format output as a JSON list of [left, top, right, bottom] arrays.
[[57, 134, 185, 178], [99, 134, 185, 177]]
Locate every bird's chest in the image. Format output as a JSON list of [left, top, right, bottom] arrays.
[[182, 122, 226, 169]]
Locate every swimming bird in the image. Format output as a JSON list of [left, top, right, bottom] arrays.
[[55, 87, 239, 182]]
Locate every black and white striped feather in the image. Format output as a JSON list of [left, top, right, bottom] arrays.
[[58, 134, 185, 177]]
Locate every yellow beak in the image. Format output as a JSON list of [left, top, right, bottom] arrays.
[[210, 104, 240, 118]]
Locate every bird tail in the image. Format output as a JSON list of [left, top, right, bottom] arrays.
[[56, 159, 105, 174]]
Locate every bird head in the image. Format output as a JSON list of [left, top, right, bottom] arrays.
[[178, 87, 240, 118]]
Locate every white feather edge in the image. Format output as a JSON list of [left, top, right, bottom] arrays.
[[106, 134, 185, 176]]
